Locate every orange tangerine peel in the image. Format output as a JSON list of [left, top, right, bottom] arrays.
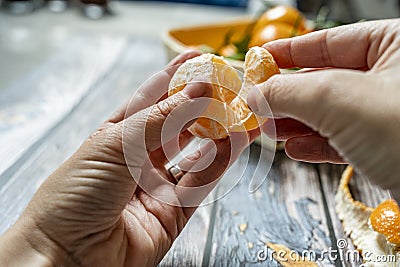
[[335, 166, 382, 261], [370, 199, 400, 246], [168, 46, 280, 139], [335, 166, 400, 265]]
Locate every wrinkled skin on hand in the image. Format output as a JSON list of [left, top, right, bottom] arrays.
[[0, 51, 257, 266], [248, 19, 400, 199]]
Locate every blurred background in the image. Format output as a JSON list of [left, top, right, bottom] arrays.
[[2, 0, 400, 20], [1, 0, 399, 90], [0, 0, 399, 90]]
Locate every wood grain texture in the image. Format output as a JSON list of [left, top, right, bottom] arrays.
[[0, 36, 213, 266], [0, 35, 126, 176], [0, 38, 166, 232], [159, 140, 215, 267], [159, 205, 213, 267], [318, 164, 391, 267], [207, 147, 336, 266]]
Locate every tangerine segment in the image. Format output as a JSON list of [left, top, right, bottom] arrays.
[[229, 47, 280, 132], [168, 54, 241, 104], [168, 54, 241, 139], [242, 46, 281, 94], [370, 199, 400, 245], [168, 47, 279, 139]]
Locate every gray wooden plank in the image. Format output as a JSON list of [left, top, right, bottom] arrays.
[[159, 204, 213, 267], [318, 164, 391, 267], [207, 147, 336, 266], [159, 139, 215, 266], [0, 38, 213, 266], [0, 34, 126, 176], [0, 38, 165, 231]]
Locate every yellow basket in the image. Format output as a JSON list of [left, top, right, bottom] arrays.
[[162, 17, 254, 71]]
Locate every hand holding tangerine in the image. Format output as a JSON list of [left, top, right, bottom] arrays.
[[248, 19, 400, 199], [168, 46, 280, 139]]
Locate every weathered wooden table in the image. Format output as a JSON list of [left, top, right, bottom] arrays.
[[0, 4, 389, 267]]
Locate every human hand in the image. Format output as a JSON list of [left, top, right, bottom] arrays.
[[0, 51, 256, 266], [247, 19, 400, 199]]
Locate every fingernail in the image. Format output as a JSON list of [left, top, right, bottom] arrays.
[[247, 86, 272, 117], [182, 82, 210, 99], [184, 49, 202, 56], [179, 50, 201, 62], [262, 43, 271, 49]]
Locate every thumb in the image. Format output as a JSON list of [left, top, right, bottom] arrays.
[[247, 69, 400, 196], [247, 69, 369, 136], [122, 82, 211, 167]]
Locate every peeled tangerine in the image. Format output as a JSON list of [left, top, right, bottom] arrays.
[[168, 46, 280, 139]]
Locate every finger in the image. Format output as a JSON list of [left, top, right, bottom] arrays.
[[128, 50, 202, 114], [247, 69, 371, 134], [144, 83, 212, 152], [177, 129, 258, 173], [122, 82, 212, 171], [165, 50, 202, 71], [177, 139, 219, 175], [149, 130, 194, 171], [285, 134, 345, 163], [263, 20, 385, 69], [178, 138, 231, 186], [262, 118, 315, 141], [106, 50, 201, 124], [137, 131, 252, 202], [247, 127, 262, 143], [106, 101, 130, 124], [176, 131, 254, 216]]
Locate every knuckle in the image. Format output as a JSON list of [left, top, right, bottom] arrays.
[[265, 74, 285, 93], [263, 74, 293, 106], [185, 149, 203, 163], [155, 101, 172, 118], [318, 71, 347, 103], [306, 71, 340, 106]]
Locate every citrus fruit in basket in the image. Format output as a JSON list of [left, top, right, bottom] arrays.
[[218, 44, 239, 58], [249, 22, 295, 48], [168, 46, 280, 139], [253, 5, 307, 34], [248, 5, 308, 48]]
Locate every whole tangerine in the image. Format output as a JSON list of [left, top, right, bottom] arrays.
[[254, 5, 306, 34], [249, 22, 295, 48]]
